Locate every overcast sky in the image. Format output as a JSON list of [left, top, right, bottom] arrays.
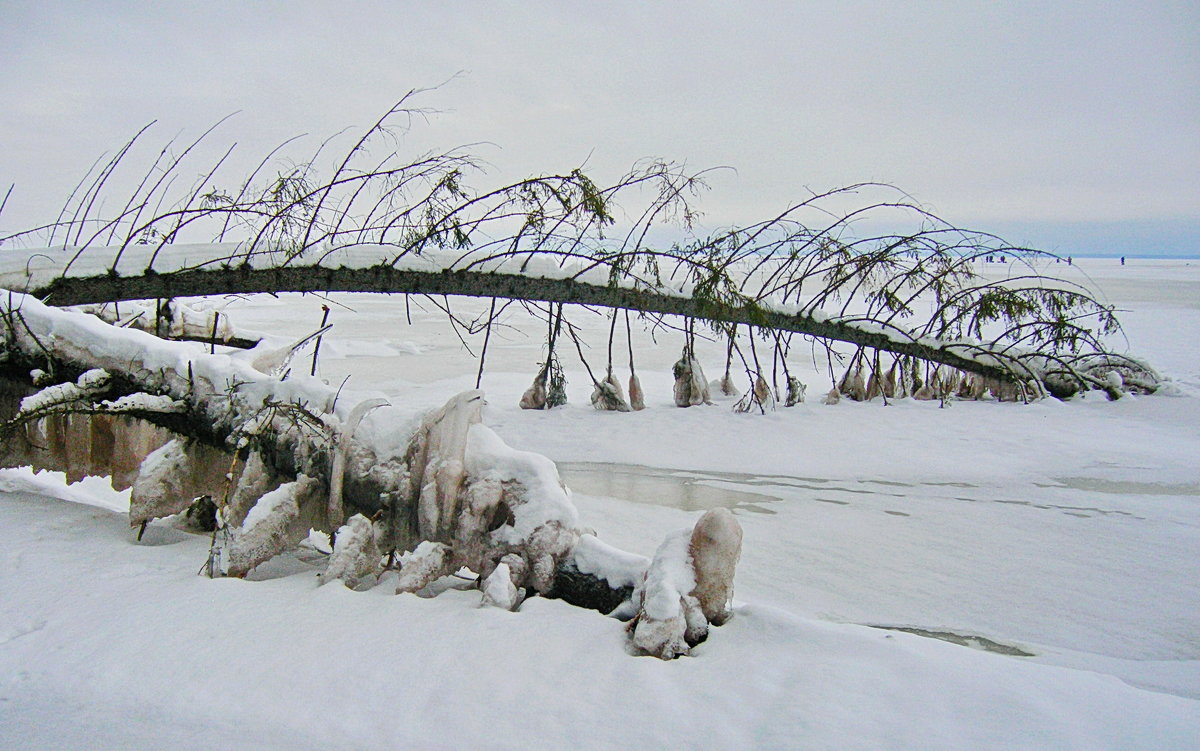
[[2, 1, 1197, 256]]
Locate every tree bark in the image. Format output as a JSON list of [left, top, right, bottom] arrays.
[[27, 265, 1024, 385]]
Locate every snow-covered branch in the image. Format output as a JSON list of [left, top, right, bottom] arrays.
[[0, 292, 741, 658]]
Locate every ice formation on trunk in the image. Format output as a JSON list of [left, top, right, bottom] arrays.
[[839, 363, 867, 401], [591, 371, 631, 412], [224, 450, 283, 528], [129, 438, 232, 529], [688, 508, 742, 626], [627, 373, 645, 411], [753, 374, 774, 410], [716, 372, 741, 397], [630, 528, 706, 659], [785, 376, 807, 406], [76, 300, 238, 343], [0, 294, 745, 658], [405, 390, 484, 543], [395, 541, 453, 594], [629, 509, 744, 659], [226, 475, 320, 578], [321, 513, 383, 590], [0, 407, 175, 489], [519, 375, 547, 410], [480, 554, 527, 610], [673, 351, 711, 407]]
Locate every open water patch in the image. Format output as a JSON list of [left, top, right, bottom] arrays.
[[557, 462, 1164, 520], [1043, 477, 1200, 497], [867, 624, 1036, 657], [558, 462, 782, 514]]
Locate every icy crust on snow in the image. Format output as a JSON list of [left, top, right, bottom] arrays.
[[464, 422, 579, 543], [570, 533, 650, 590]]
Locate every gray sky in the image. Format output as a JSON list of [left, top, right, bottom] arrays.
[[2, 1, 1197, 255]]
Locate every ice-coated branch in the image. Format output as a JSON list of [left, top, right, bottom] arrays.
[[0, 291, 743, 659]]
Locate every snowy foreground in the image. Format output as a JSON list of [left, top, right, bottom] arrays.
[[2, 258, 1198, 749]]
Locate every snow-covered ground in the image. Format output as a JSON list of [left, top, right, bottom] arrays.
[[2, 257, 1198, 749]]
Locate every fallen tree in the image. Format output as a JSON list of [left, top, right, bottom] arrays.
[[2, 259, 1133, 398], [0, 292, 740, 659], [0, 97, 1159, 403], [0, 97, 1167, 659]]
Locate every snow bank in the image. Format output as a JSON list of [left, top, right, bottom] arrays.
[[2, 492, 1195, 750]]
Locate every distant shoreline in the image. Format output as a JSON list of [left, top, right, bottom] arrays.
[[995, 254, 1199, 261]]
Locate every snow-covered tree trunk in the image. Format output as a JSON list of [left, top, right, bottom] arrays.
[[0, 291, 744, 658]]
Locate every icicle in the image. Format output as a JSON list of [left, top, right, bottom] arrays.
[[110, 417, 171, 491], [865, 369, 882, 401], [407, 390, 484, 542], [906, 357, 924, 396], [327, 397, 389, 528], [87, 414, 117, 481], [624, 309, 645, 411], [957, 373, 977, 399], [882, 364, 898, 399], [715, 373, 740, 398], [939, 371, 960, 400]]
